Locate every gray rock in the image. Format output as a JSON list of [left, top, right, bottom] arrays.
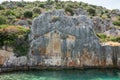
[[73, 8, 88, 16], [104, 28, 120, 37], [29, 10, 101, 67], [3, 53, 27, 67], [92, 17, 114, 33], [0, 10, 120, 71], [109, 9, 120, 17], [15, 19, 31, 27]]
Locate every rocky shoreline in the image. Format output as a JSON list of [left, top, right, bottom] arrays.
[[0, 10, 120, 73]]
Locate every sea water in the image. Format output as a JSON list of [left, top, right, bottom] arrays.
[[0, 69, 120, 80]]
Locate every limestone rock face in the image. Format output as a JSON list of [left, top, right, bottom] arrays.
[[92, 17, 114, 33], [28, 10, 107, 67], [3, 54, 27, 67], [104, 28, 120, 37], [73, 8, 88, 16], [0, 10, 120, 71], [0, 50, 12, 66]]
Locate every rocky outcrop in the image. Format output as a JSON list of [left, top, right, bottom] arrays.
[[15, 19, 32, 27], [0, 10, 120, 72], [28, 10, 120, 68], [104, 28, 120, 37], [92, 17, 114, 33], [109, 9, 120, 18], [73, 8, 88, 16]]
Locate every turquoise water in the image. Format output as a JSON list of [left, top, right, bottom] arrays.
[[0, 69, 120, 80]]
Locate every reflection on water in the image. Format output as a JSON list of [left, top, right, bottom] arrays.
[[0, 69, 120, 80]]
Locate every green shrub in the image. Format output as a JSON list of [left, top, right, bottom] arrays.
[[97, 33, 107, 39], [39, 3, 45, 8], [0, 5, 5, 10], [5, 10, 16, 16], [33, 7, 41, 14], [113, 21, 120, 26], [0, 17, 6, 25], [110, 37, 120, 42], [16, 2, 25, 7], [33, 13, 39, 18], [0, 25, 30, 56], [87, 8, 96, 16], [65, 6, 74, 16], [24, 11, 33, 18], [97, 33, 107, 42], [0, 25, 7, 28]]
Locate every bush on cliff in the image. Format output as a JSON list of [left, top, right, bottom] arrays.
[[0, 5, 5, 10], [0, 25, 30, 56], [87, 8, 96, 16], [97, 33, 120, 42], [113, 21, 120, 26], [0, 17, 6, 25], [24, 11, 33, 18], [33, 7, 42, 14], [65, 6, 74, 16]]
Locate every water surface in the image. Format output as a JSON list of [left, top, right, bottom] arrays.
[[0, 69, 120, 80]]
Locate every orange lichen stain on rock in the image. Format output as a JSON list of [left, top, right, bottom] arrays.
[[66, 50, 71, 58], [82, 49, 91, 60], [92, 57, 99, 66], [100, 59, 106, 66], [69, 60, 76, 67], [102, 41, 120, 46], [39, 47, 46, 55], [66, 35, 76, 41], [80, 48, 100, 66], [0, 50, 12, 65]]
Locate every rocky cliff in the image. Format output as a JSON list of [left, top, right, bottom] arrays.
[[0, 10, 120, 72]]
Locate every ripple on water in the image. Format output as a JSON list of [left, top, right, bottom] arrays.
[[0, 69, 120, 80]]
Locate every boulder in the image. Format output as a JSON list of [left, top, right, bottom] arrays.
[[73, 8, 88, 16], [104, 28, 120, 37]]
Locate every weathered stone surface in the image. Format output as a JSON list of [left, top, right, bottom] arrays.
[[28, 10, 120, 68], [3, 53, 27, 67], [0, 50, 12, 66], [104, 28, 120, 37], [92, 17, 114, 33], [0, 10, 120, 71], [15, 19, 32, 27], [73, 8, 88, 16]]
